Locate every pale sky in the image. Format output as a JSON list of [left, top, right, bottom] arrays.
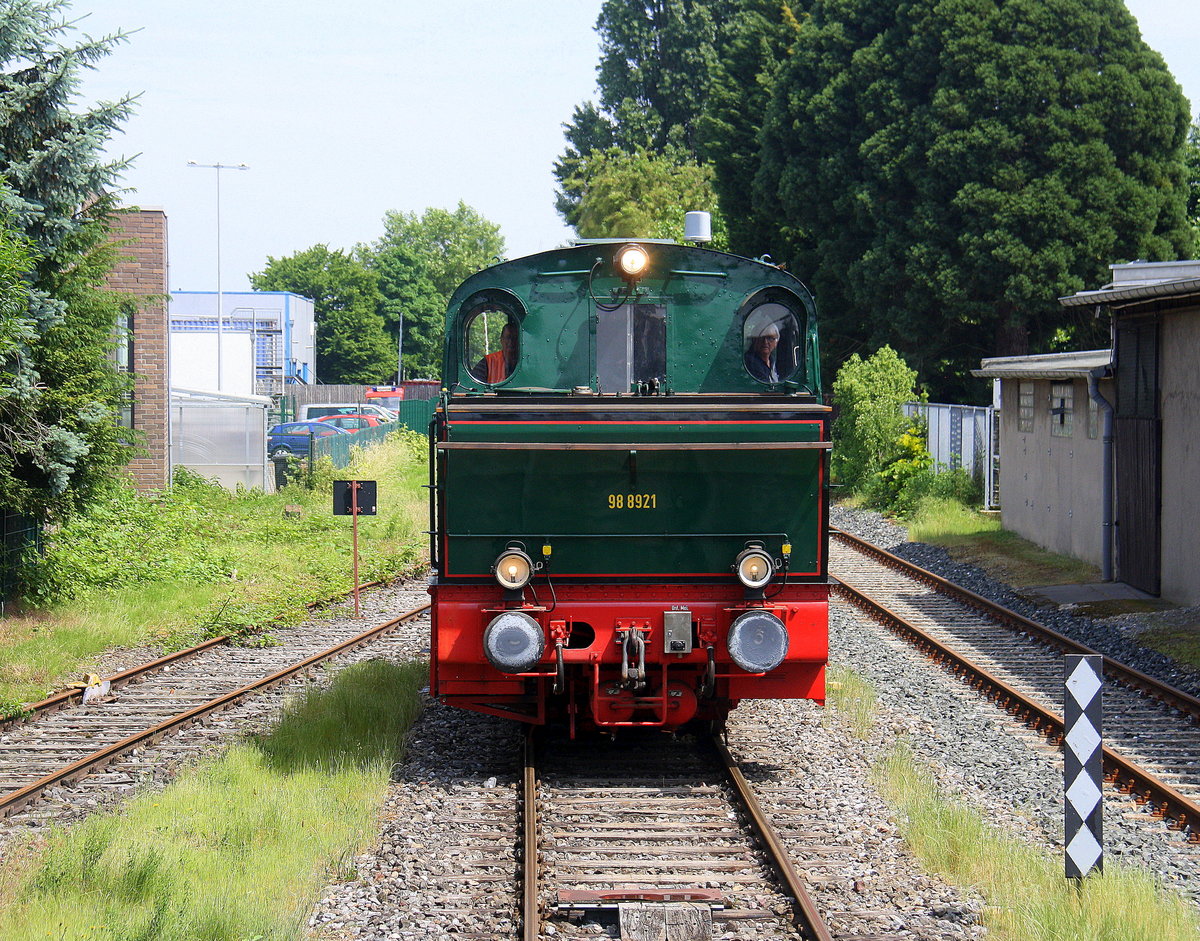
[[78, 1, 1199, 294]]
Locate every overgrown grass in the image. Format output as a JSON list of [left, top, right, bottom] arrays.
[[877, 745, 1200, 941], [905, 496, 1098, 587], [0, 431, 429, 715], [824, 664, 1200, 939], [0, 658, 426, 941]]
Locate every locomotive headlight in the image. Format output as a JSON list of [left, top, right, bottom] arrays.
[[735, 547, 775, 589], [494, 549, 533, 589], [727, 610, 789, 673], [615, 243, 650, 281], [483, 611, 546, 673]]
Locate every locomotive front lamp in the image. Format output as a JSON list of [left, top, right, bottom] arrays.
[[493, 549, 533, 589], [615, 243, 650, 282], [735, 547, 775, 590]]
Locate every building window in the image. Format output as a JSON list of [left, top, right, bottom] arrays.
[[1087, 395, 1099, 439], [116, 303, 134, 430], [1018, 381, 1034, 432], [1050, 382, 1073, 437]]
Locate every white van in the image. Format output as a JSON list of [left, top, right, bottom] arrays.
[[298, 403, 393, 422]]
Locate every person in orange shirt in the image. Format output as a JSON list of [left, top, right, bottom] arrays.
[[474, 322, 517, 383]]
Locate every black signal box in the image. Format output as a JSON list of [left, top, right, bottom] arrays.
[[333, 480, 377, 516]]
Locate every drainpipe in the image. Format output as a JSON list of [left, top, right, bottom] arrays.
[[1087, 364, 1114, 581]]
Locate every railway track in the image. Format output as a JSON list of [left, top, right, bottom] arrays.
[[0, 591, 430, 828], [830, 528, 1200, 840], [520, 727, 834, 940]]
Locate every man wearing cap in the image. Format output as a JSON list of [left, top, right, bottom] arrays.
[[745, 322, 780, 383]]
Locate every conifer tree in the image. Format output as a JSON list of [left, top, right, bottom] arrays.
[[0, 0, 138, 514], [554, 0, 737, 230], [755, 0, 1193, 400]]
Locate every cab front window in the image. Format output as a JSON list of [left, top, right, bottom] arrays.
[[741, 297, 802, 385], [463, 298, 521, 385]]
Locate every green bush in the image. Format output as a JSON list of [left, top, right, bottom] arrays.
[[19, 473, 236, 606], [831, 345, 919, 489]]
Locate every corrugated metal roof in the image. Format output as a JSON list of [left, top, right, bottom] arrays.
[[1059, 277, 1200, 308], [971, 349, 1112, 380]]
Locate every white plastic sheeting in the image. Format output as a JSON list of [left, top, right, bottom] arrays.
[[170, 387, 271, 491]]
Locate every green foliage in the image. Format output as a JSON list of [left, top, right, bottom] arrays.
[[754, 0, 1193, 401], [862, 422, 935, 514], [250, 244, 394, 385], [831, 345, 918, 489], [555, 0, 739, 229], [0, 660, 428, 941], [361, 202, 505, 380], [0, 2, 138, 515], [564, 146, 729, 247], [1186, 117, 1200, 252], [19, 471, 237, 606], [696, 1, 806, 253]]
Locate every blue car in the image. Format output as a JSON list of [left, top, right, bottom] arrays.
[[268, 421, 350, 458]]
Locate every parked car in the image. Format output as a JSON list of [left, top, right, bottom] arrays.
[[267, 421, 351, 458], [317, 413, 385, 432], [298, 403, 394, 422]]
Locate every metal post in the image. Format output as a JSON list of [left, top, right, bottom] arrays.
[[1064, 654, 1104, 880], [351, 481, 361, 619], [187, 161, 249, 392]]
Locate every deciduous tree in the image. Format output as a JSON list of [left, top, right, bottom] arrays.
[[554, 0, 738, 229], [362, 203, 504, 379], [249, 246, 394, 385]]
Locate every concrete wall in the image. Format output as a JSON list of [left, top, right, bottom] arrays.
[[107, 209, 170, 490], [998, 376, 1110, 567], [1159, 308, 1200, 604]]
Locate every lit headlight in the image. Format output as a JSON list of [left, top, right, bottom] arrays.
[[727, 610, 789, 673], [483, 611, 545, 673], [494, 549, 533, 589], [616, 243, 649, 280], [735, 548, 775, 589]]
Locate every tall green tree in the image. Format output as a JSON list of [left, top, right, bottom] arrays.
[[362, 202, 504, 379], [696, 2, 807, 254], [754, 0, 1193, 401], [554, 0, 738, 229], [562, 147, 729, 247], [249, 246, 395, 385], [1186, 117, 1200, 252], [0, 0, 137, 514]]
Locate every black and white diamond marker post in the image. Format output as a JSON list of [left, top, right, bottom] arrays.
[[1064, 654, 1103, 880]]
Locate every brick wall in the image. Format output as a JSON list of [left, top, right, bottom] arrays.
[[107, 209, 170, 490]]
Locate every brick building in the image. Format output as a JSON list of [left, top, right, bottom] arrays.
[[106, 209, 170, 490]]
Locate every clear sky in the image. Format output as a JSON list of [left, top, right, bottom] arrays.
[[79, 1, 1199, 294]]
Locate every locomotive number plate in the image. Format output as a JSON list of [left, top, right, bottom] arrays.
[[607, 492, 657, 509]]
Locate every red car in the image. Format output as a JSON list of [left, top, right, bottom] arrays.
[[316, 413, 384, 432]]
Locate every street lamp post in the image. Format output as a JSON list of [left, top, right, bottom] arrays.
[[187, 161, 248, 392]]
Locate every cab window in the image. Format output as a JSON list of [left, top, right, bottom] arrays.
[[463, 299, 521, 384], [742, 299, 801, 384]]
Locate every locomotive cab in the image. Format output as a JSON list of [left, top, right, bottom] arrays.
[[428, 238, 829, 732]]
